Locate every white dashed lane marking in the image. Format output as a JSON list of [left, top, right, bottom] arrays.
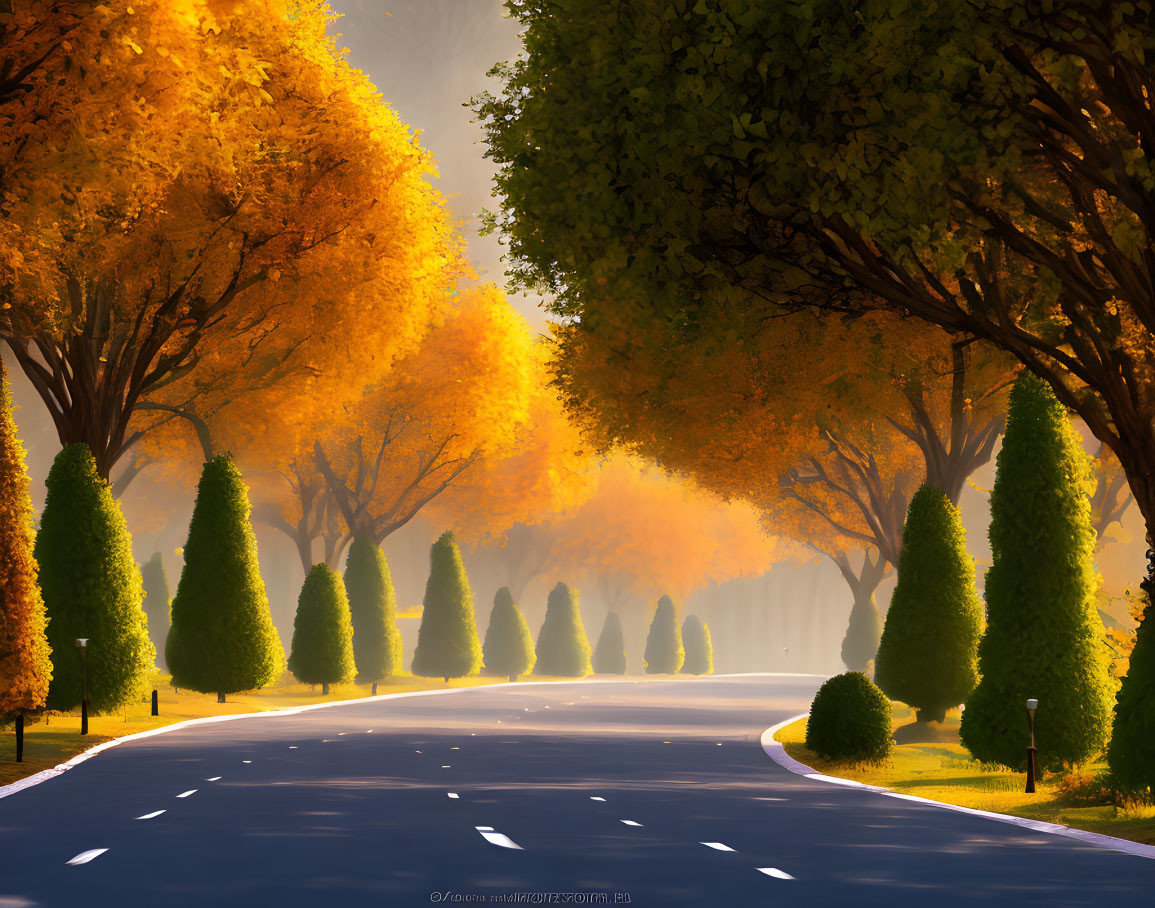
[[176, 790, 197, 798], [701, 842, 736, 852], [135, 810, 165, 820], [66, 849, 108, 866], [620, 820, 643, 827], [757, 868, 795, 880], [205, 776, 222, 782], [590, 797, 606, 802], [475, 826, 523, 850], [447, 793, 460, 799]]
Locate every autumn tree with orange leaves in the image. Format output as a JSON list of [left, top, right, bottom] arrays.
[[256, 285, 535, 574], [0, 0, 458, 481]]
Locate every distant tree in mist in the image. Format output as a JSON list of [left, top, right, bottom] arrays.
[[681, 615, 713, 675], [592, 611, 627, 675], [644, 595, 684, 674], [482, 587, 535, 681], [535, 582, 592, 677], [412, 531, 482, 681], [289, 564, 355, 695], [167, 455, 284, 703], [141, 552, 171, 671]]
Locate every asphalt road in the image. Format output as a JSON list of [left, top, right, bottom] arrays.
[[1, 674, 1153, 907]]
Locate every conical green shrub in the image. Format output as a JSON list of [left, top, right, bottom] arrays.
[[841, 592, 883, 673], [482, 587, 535, 681], [37, 444, 154, 712], [412, 531, 482, 681], [681, 614, 713, 675], [141, 552, 171, 671], [592, 611, 627, 674], [344, 535, 402, 683], [288, 564, 355, 693], [875, 487, 983, 723], [0, 362, 51, 725], [644, 594, 684, 674], [961, 374, 1113, 770], [166, 455, 285, 700], [535, 582, 592, 677], [1111, 590, 1155, 792], [806, 672, 893, 763]]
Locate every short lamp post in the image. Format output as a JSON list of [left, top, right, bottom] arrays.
[[1025, 698, 1038, 793], [76, 638, 90, 735]]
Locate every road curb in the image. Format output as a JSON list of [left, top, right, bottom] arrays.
[[760, 714, 1155, 862]]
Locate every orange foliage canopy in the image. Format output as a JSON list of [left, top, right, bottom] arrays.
[[544, 456, 784, 603], [428, 339, 594, 544], [0, 0, 459, 477], [257, 285, 537, 571]]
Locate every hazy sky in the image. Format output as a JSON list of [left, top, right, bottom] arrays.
[[330, 0, 547, 325]]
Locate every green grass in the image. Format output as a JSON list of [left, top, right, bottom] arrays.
[[775, 705, 1155, 846]]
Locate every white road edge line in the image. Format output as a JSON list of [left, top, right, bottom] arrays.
[[701, 842, 735, 851], [757, 867, 794, 880], [66, 849, 108, 865], [0, 674, 822, 803], [760, 713, 1155, 862], [135, 810, 165, 820], [475, 826, 523, 850], [176, 789, 197, 798]]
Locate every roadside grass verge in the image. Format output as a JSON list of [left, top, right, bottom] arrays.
[[775, 705, 1155, 847]]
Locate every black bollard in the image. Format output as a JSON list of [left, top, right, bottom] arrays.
[[151, 689, 159, 717], [15, 713, 23, 762], [80, 697, 89, 735]]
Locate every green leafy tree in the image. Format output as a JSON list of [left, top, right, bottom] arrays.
[[0, 362, 51, 731], [167, 455, 285, 702], [961, 375, 1113, 769], [592, 611, 626, 675], [875, 487, 983, 723], [534, 582, 592, 677], [681, 614, 713, 675], [643, 595, 684, 674], [288, 564, 355, 694], [482, 587, 535, 681], [141, 553, 171, 671], [412, 531, 482, 681], [343, 536, 402, 683], [37, 444, 153, 712]]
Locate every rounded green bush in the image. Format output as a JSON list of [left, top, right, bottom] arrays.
[[805, 672, 893, 763]]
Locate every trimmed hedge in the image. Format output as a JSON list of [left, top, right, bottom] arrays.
[[806, 672, 893, 763], [535, 582, 592, 677], [412, 531, 482, 681], [483, 587, 535, 681], [288, 563, 356, 692], [681, 614, 713, 675], [592, 611, 627, 674], [344, 535, 402, 683], [644, 594, 684, 673]]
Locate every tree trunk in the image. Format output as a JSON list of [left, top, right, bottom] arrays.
[[15, 713, 23, 763], [217, 691, 225, 703], [322, 682, 330, 695]]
